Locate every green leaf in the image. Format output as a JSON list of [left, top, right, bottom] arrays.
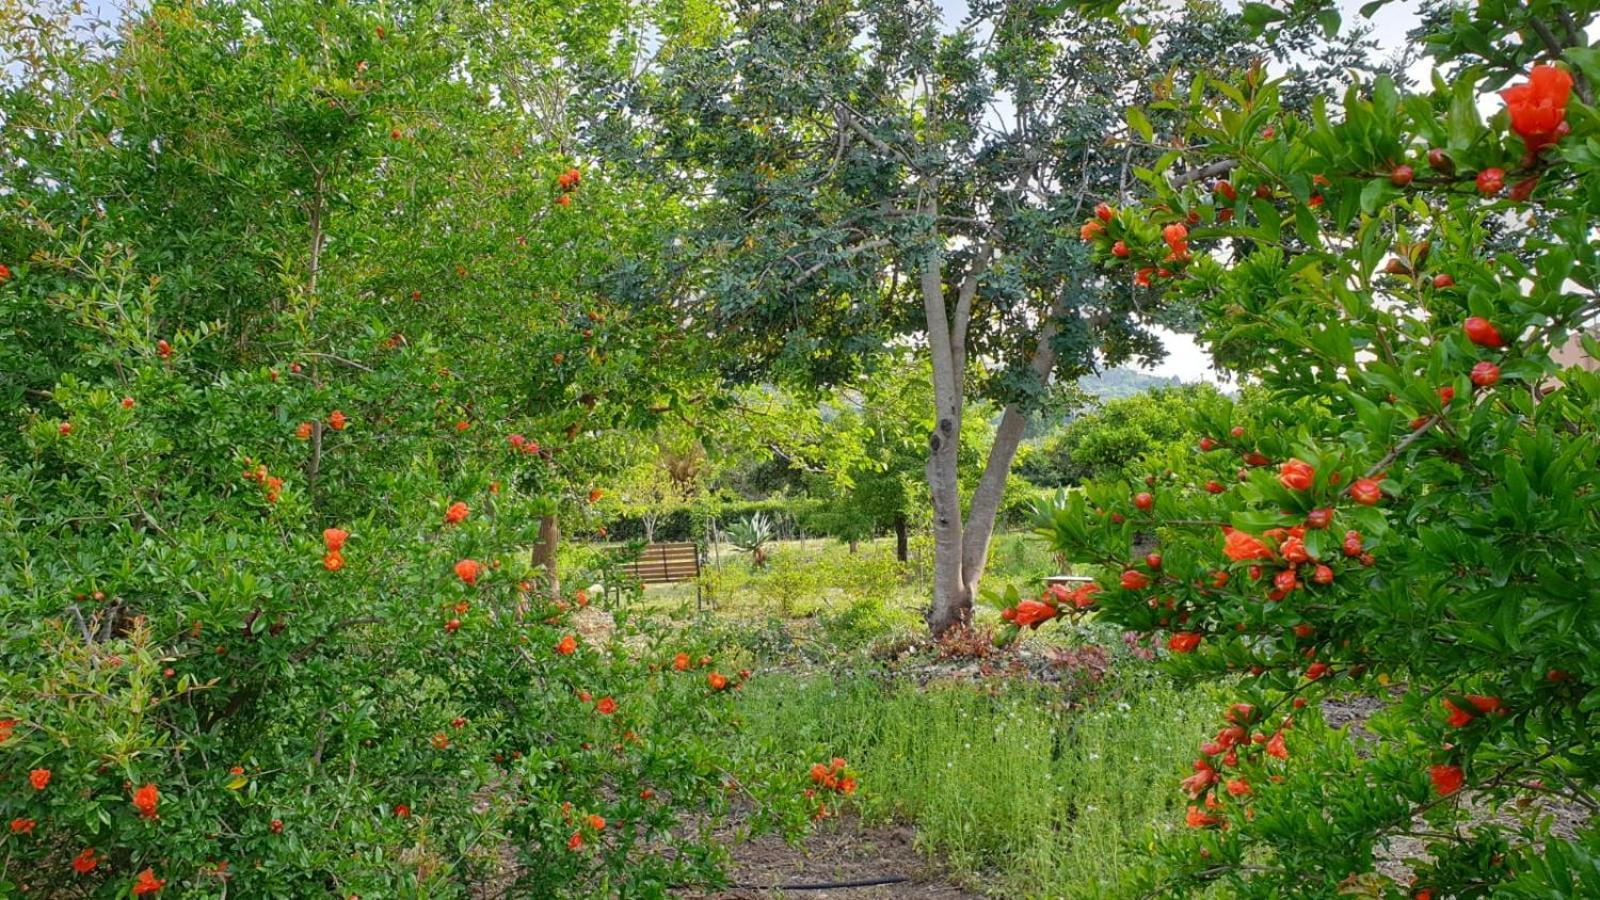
[[1126, 107, 1154, 142], [1316, 8, 1341, 38], [1240, 2, 1287, 32]]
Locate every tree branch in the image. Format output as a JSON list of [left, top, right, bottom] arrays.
[[1170, 159, 1236, 188]]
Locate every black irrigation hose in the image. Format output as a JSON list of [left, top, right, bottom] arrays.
[[727, 876, 911, 891]]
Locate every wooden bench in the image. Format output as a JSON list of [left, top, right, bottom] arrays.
[[618, 542, 703, 605], [1045, 575, 1096, 589]]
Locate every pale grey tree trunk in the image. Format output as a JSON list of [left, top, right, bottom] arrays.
[[956, 313, 1063, 607], [920, 191, 973, 636]]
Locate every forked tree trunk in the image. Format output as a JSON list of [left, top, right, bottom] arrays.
[[918, 191, 1066, 637]]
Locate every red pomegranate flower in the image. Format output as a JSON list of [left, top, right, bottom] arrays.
[[1094, 202, 1114, 222], [1120, 570, 1150, 590], [1180, 759, 1217, 797], [595, 696, 617, 715], [72, 848, 99, 874], [1277, 458, 1315, 492], [1185, 805, 1220, 828], [1443, 695, 1502, 727], [29, 768, 50, 791], [1079, 221, 1105, 241], [132, 868, 165, 895], [1012, 598, 1058, 629], [1500, 65, 1573, 151], [586, 813, 606, 830], [556, 634, 577, 655], [1348, 478, 1383, 505], [1223, 530, 1273, 562], [444, 501, 469, 525], [327, 410, 347, 431], [708, 671, 729, 691], [323, 528, 349, 551], [1167, 632, 1202, 653], [295, 422, 313, 440], [672, 652, 690, 671], [1280, 536, 1310, 564], [1265, 731, 1288, 760], [454, 559, 481, 586], [567, 830, 584, 850], [10, 817, 35, 835], [132, 783, 159, 819], [394, 803, 411, 818], [1429, 764, 1464, 796], [323, 552, 344, 572], [1069, 583, 1100, 609]]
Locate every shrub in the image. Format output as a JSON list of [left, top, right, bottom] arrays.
[[0, 334, 767, 896], [1042, 15, 1600, 896]]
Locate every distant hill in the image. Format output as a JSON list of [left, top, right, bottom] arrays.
[[1076, 368, 1182, 402]]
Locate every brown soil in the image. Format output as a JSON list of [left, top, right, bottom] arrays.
[[676, 815, 983, 900]]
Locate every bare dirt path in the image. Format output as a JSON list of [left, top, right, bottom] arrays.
[[677, 814, 984, 900]]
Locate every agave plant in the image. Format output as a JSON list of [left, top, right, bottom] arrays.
[[724, 512, 773, 568]]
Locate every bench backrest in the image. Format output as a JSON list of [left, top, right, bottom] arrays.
[[620, 542, 701, 585]]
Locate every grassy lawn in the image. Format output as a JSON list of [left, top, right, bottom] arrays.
[[729, 672, 1218, 898], [615, 530, 1217, 897]]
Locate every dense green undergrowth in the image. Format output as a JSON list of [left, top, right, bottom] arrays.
[[728, 672, 1220, 898]]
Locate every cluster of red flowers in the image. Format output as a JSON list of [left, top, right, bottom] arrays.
[[507, 433, 541, 456], [559, 799, 608, 850], [132, 783, 160, 820], [1180, 704, 1291, 830], [241, 459, 284, 504], [323, 527, 349, 572], [804, 757, 857, 819], [554, 166, 582, 207], [999, 580, 1099, 632], [808, 758, 856, 795], [443, 501, 469, 525]]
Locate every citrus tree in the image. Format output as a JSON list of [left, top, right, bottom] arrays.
[[1021, 0, 1600, 894], [0, 1, 783, 895]]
